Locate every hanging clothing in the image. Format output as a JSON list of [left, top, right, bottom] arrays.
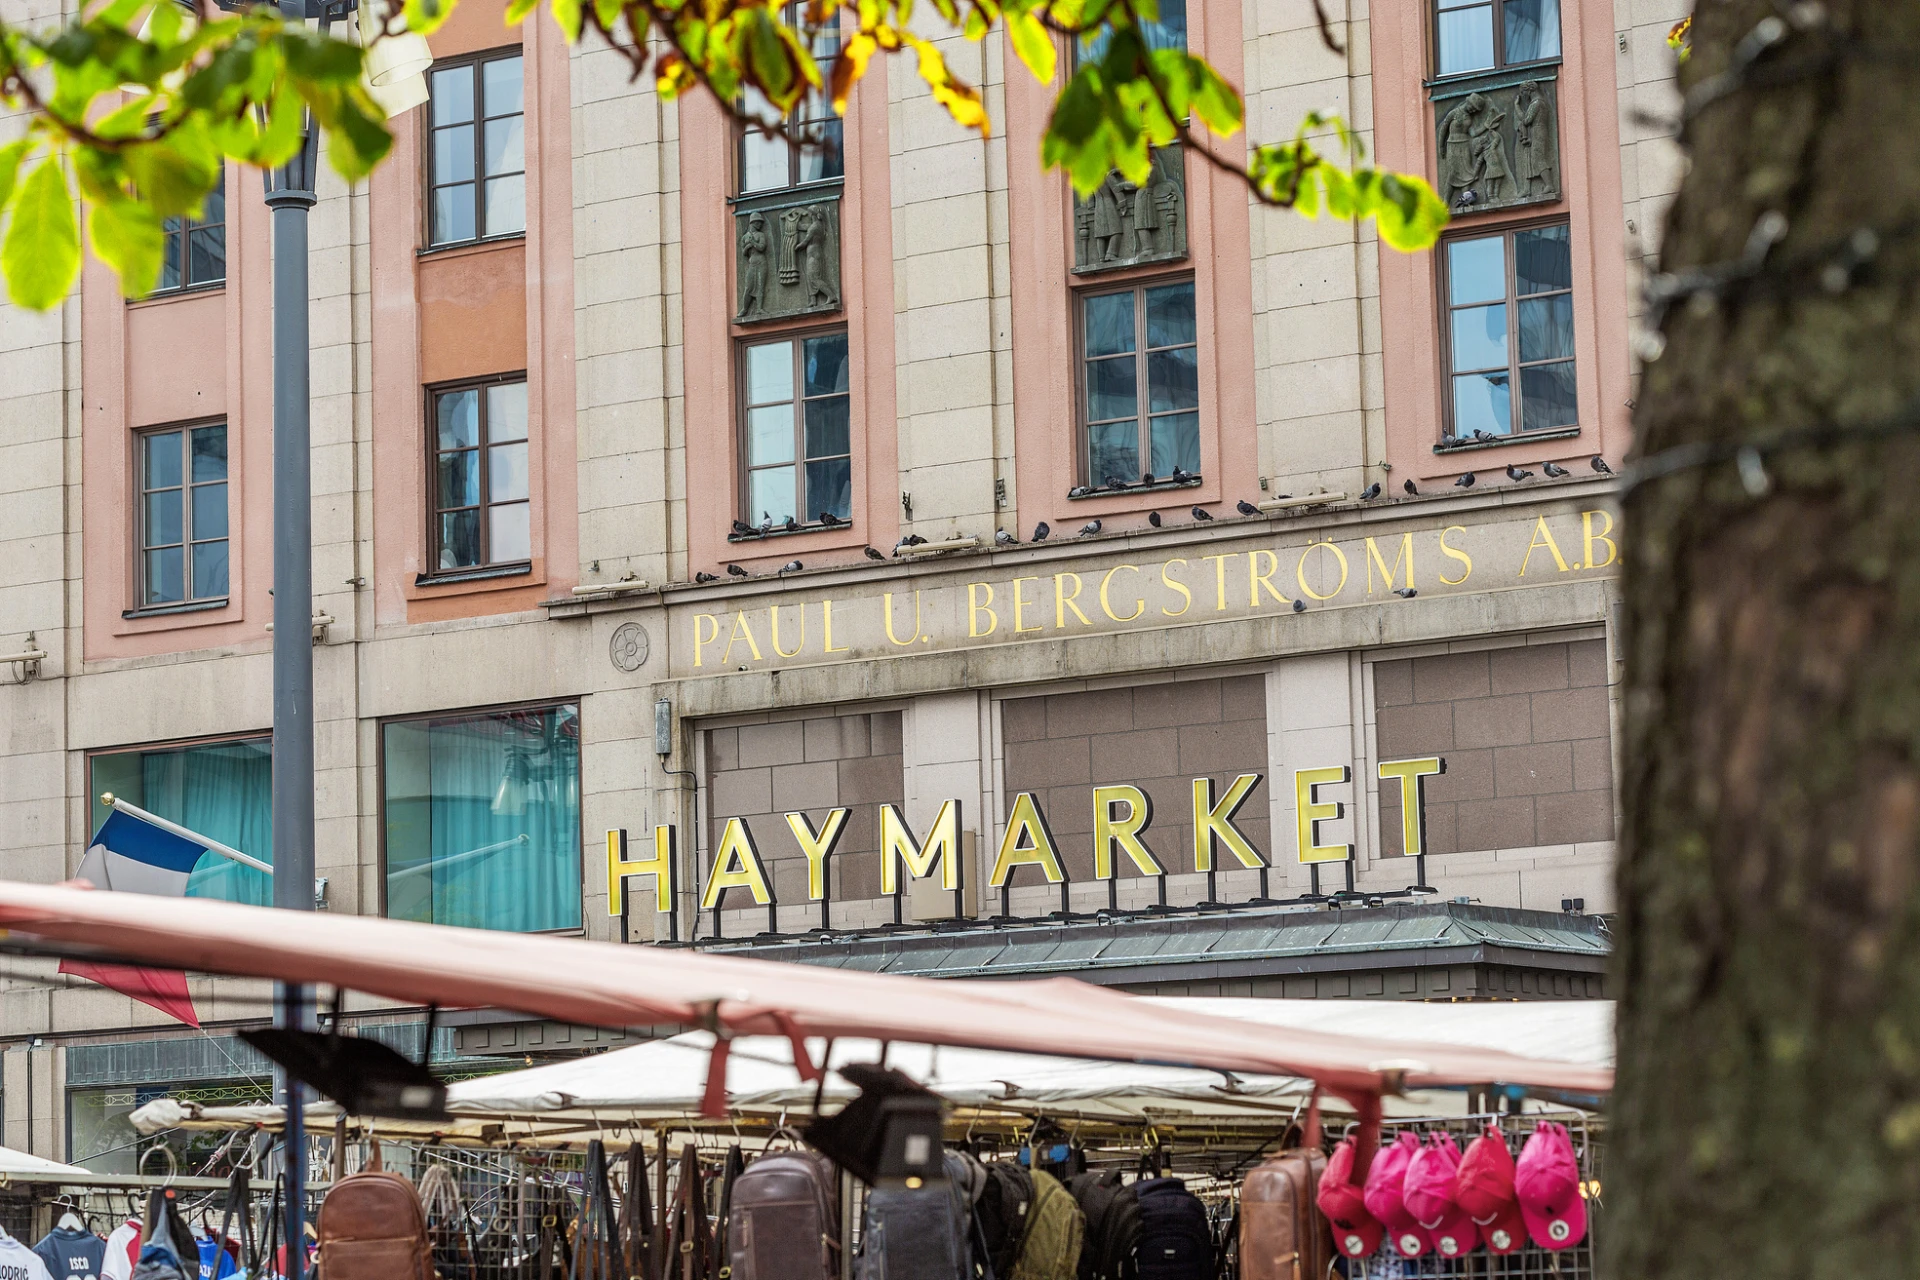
[[0, 1228, 57, 1280], [33, 1229, 105, 1280], [192, 1240, 234, 1280], [101, 1223, 141, 1280]]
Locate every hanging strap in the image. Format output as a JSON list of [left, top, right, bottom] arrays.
[[214, 1166, 252, 1275], [710, 1146, 744, 1280], [420, 1164, 480, 1280], [260, 1174, 283, 1280], [570, 1140, 624, 1280], [661, 1146, 710, 1280], [618, 1143, 655, 1280]]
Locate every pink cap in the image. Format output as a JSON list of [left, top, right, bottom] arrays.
[[1456, 1125, 1525, 1254], [1315, 1136, 1383, 1259], [1404, 1135, 1477, 1258], [1362, 1133, 1430, 1259], [1515, 1122, 1587, 1249]]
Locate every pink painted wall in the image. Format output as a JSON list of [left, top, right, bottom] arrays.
[[1372, 0, 1634, 484], [1004, 0, 1259, 536], [679, 62, 898, 579]]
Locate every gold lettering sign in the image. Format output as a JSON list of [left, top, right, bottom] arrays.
[[881, 800, 963, 894], [1092, 784, 1164, 879], [1192, 774, 1266, 872], [1377, 757, 1446, 857], [1294, 765, 1352, 864], [988, 792, 1066, 886], [701, 817, 775, 908], [607, 826, 677, 914]]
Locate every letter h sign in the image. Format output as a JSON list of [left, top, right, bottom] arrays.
[[607, 827, 679, 942]]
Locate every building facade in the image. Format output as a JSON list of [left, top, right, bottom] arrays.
[[0, 0, 1681, 1163]]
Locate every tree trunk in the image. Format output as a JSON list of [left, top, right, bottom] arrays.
[[1611, 2, 1920, 1276]]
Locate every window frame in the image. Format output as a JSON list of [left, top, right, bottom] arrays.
[[424, 46, 528, 250], [148, 167, 226, 297], [733, 2, 845, 197], [1073, 275, 1202, 487], [85, 731, 274, 905], [425, 372, 533, 579], [375, 697, 585, 934], [1438, 216, 1578, 439], [735, 326, 854, 530], [134, 419, 231, 612], [1431, 0, 1561, 79]]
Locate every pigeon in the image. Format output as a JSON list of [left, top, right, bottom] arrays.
[[1191, 506, 1214, 521], [1439, 435, 1458, 449], [819, 511, 845, 527], [1542, 461, 1569, 478], [995, 529, 1018, 546], [1291, 598, 1307, 613], [727, 564, 750, 578], [1393, 587, 1418, 599], [907, 534, 928, 546], [1068, 485, 1092, 498], [1455, 472, 1476, 488], [1360, 483, 1382, 501], [1236, 499, 1261, 516], [779, 560, 803, 574], [694, 572, 719, 583], [1148, 511, 1162, 527], [1506, 464, 1535, 482], [864, 546, 886, 561], [1079, 519, 1103, 537], [1032, 522, 1051, 541], [1142, 473, 1157, 485], [1472, 430, 1495, 444], [1591, 455, 1614, 475], [1403, 479, 1419, 496], [1103, 475, 1130, 491], [759, 512, 775, 534], [1171, 467, 1196, 484], [783, 515, 801, 533], [731, 519, 756, 537]]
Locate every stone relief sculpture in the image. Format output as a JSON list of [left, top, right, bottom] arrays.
[[1072, 146, 1187, 274], [736, 196, 841, 323], [1434, 79, 1560, 214], [1513, 80, 1558, 200]]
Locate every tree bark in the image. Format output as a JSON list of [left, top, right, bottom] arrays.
[[1611, 2, 1920, 1276]]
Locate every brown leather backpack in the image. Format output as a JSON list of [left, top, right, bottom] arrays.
[[315, 1144, 435, 1280], [1238, 1150, 1330, 1280]]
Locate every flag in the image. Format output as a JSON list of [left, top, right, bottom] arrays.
[[61, 809, 207, 1027]]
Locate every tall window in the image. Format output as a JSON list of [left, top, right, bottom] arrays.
[[738, 6, 842, 193], [138, 423, 228, 607], [431, 378, 530, 572], [428, 51, 526, 246], [89, 736, 272, 906], [1080, 279, 1199, 483], [740, 332, 851, 526], [1444, 222, 1576, 436], [383, 703, 582, 932], [1435, 0, 1560, 77], [154, 169, 225, 294], [1079, 0, 1186, 61]]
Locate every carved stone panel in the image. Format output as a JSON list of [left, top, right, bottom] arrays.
[[1432, 75, 1560, 216], [735, 195, 841, 324], [1072, 146, 1189, 275]]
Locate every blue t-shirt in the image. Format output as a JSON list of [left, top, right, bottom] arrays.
[[194, 1239, 235, 1280], [34, 1228, 105, 1280]]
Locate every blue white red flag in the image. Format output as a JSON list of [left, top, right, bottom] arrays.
[[61, 808, 210, 1026]]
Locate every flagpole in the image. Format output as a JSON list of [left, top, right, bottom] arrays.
[[96, 795, 276, 875]]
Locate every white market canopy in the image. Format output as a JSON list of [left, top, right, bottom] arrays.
[[0, 1145, 92, 1180]]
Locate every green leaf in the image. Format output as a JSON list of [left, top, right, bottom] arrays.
[[550, 0, 584, 41], [742, 8, 797, 104], [122, 142, 213, 218], [1007, 9, 1055, 84], [0, 140, 32, 214], [402, 0, 457, 37], [281, 26, 364, 82], [3, 158, 82, 311], [506, 0, 541, 22], [89, 198, 165, 298]]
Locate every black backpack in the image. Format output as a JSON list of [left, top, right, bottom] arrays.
[[1068, 1172, 1139, 1280], [1131, 1180, 1211, 1280], [975, 1161, 1036, 1279], [855, 1150, 979, 1280]]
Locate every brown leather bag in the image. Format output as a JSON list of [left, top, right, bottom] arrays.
[[1238, 1150, 1331, 1280], [315, 1144, 436, 1280]]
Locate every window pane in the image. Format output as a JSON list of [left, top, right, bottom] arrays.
[[806, 457, 853, 522], [484, 175, 526, 235], [1080, 0, 1185, 59], [1149, 412, 1200, 477], [741, 129, 790, 194], [1453, 371, 1513, 435], [92, 738, 273, 908], [1450, 303, 1509, 371], [488, 381, 529, 440], [749, 405, 796, 466], [187, 226, 225, 285], [146, 547, 184, 604], [145, 431, 182, 490], [1521, 361, 1578, 429], [804, 397, 850, 459], [484, 117, 525, 177], [432, 66, 474, 125], [1519, 294, 1574, 362], [750, 465, 798, 525], [482, 55, 524, 117], [1147, 346, 1198, 412], [145, 489, 182, 546], [192, 483, 228, 540], [1504, 0, 1560, 62], [1088, 421, 1140, 484], [437, 389, 480, 449], [439, 509, 481, 569], [159, 230, 181, 292], [804, 333, 850, 396], [489, 442, 529, 502], [190, 425, 227, 481], [1084, 292, 1136, 357], [489, 503, 531, 562], [191, 540, 229, 599], [434, 185, 476, 244], [1087, 355, 1139, 423], [1145, 281, 1196, 348], [197, 176, 225, 228], [1437, 4, 1495, 74], [746, 341, 795, 404], [434, 125, 476, 183], [438, 449, 480, 508], [1447, 235, 1505, 305], [798, 119, 844, 184], [1515, 224, 1572, 295]]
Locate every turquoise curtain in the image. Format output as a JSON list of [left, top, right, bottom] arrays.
[[126, 739, 274, 905], [383, 706, 581, 932]]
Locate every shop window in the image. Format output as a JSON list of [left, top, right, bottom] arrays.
[[69, 1081, 271, 1173], [88, 736, 273, 905], [382, 703, 582, 933], [1443, 222, 1576, 437], [739, 331, 852, 527], [1434, 0, 1560, 77], [738, 4, 843, 194], [1079, 278, 1199, 484], [427, 50, 526, 246], [429, 377, 531, 573], [136, 422, 229, 609], [151, 169, 225, 294], [1079, 0, 1187, 60]]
